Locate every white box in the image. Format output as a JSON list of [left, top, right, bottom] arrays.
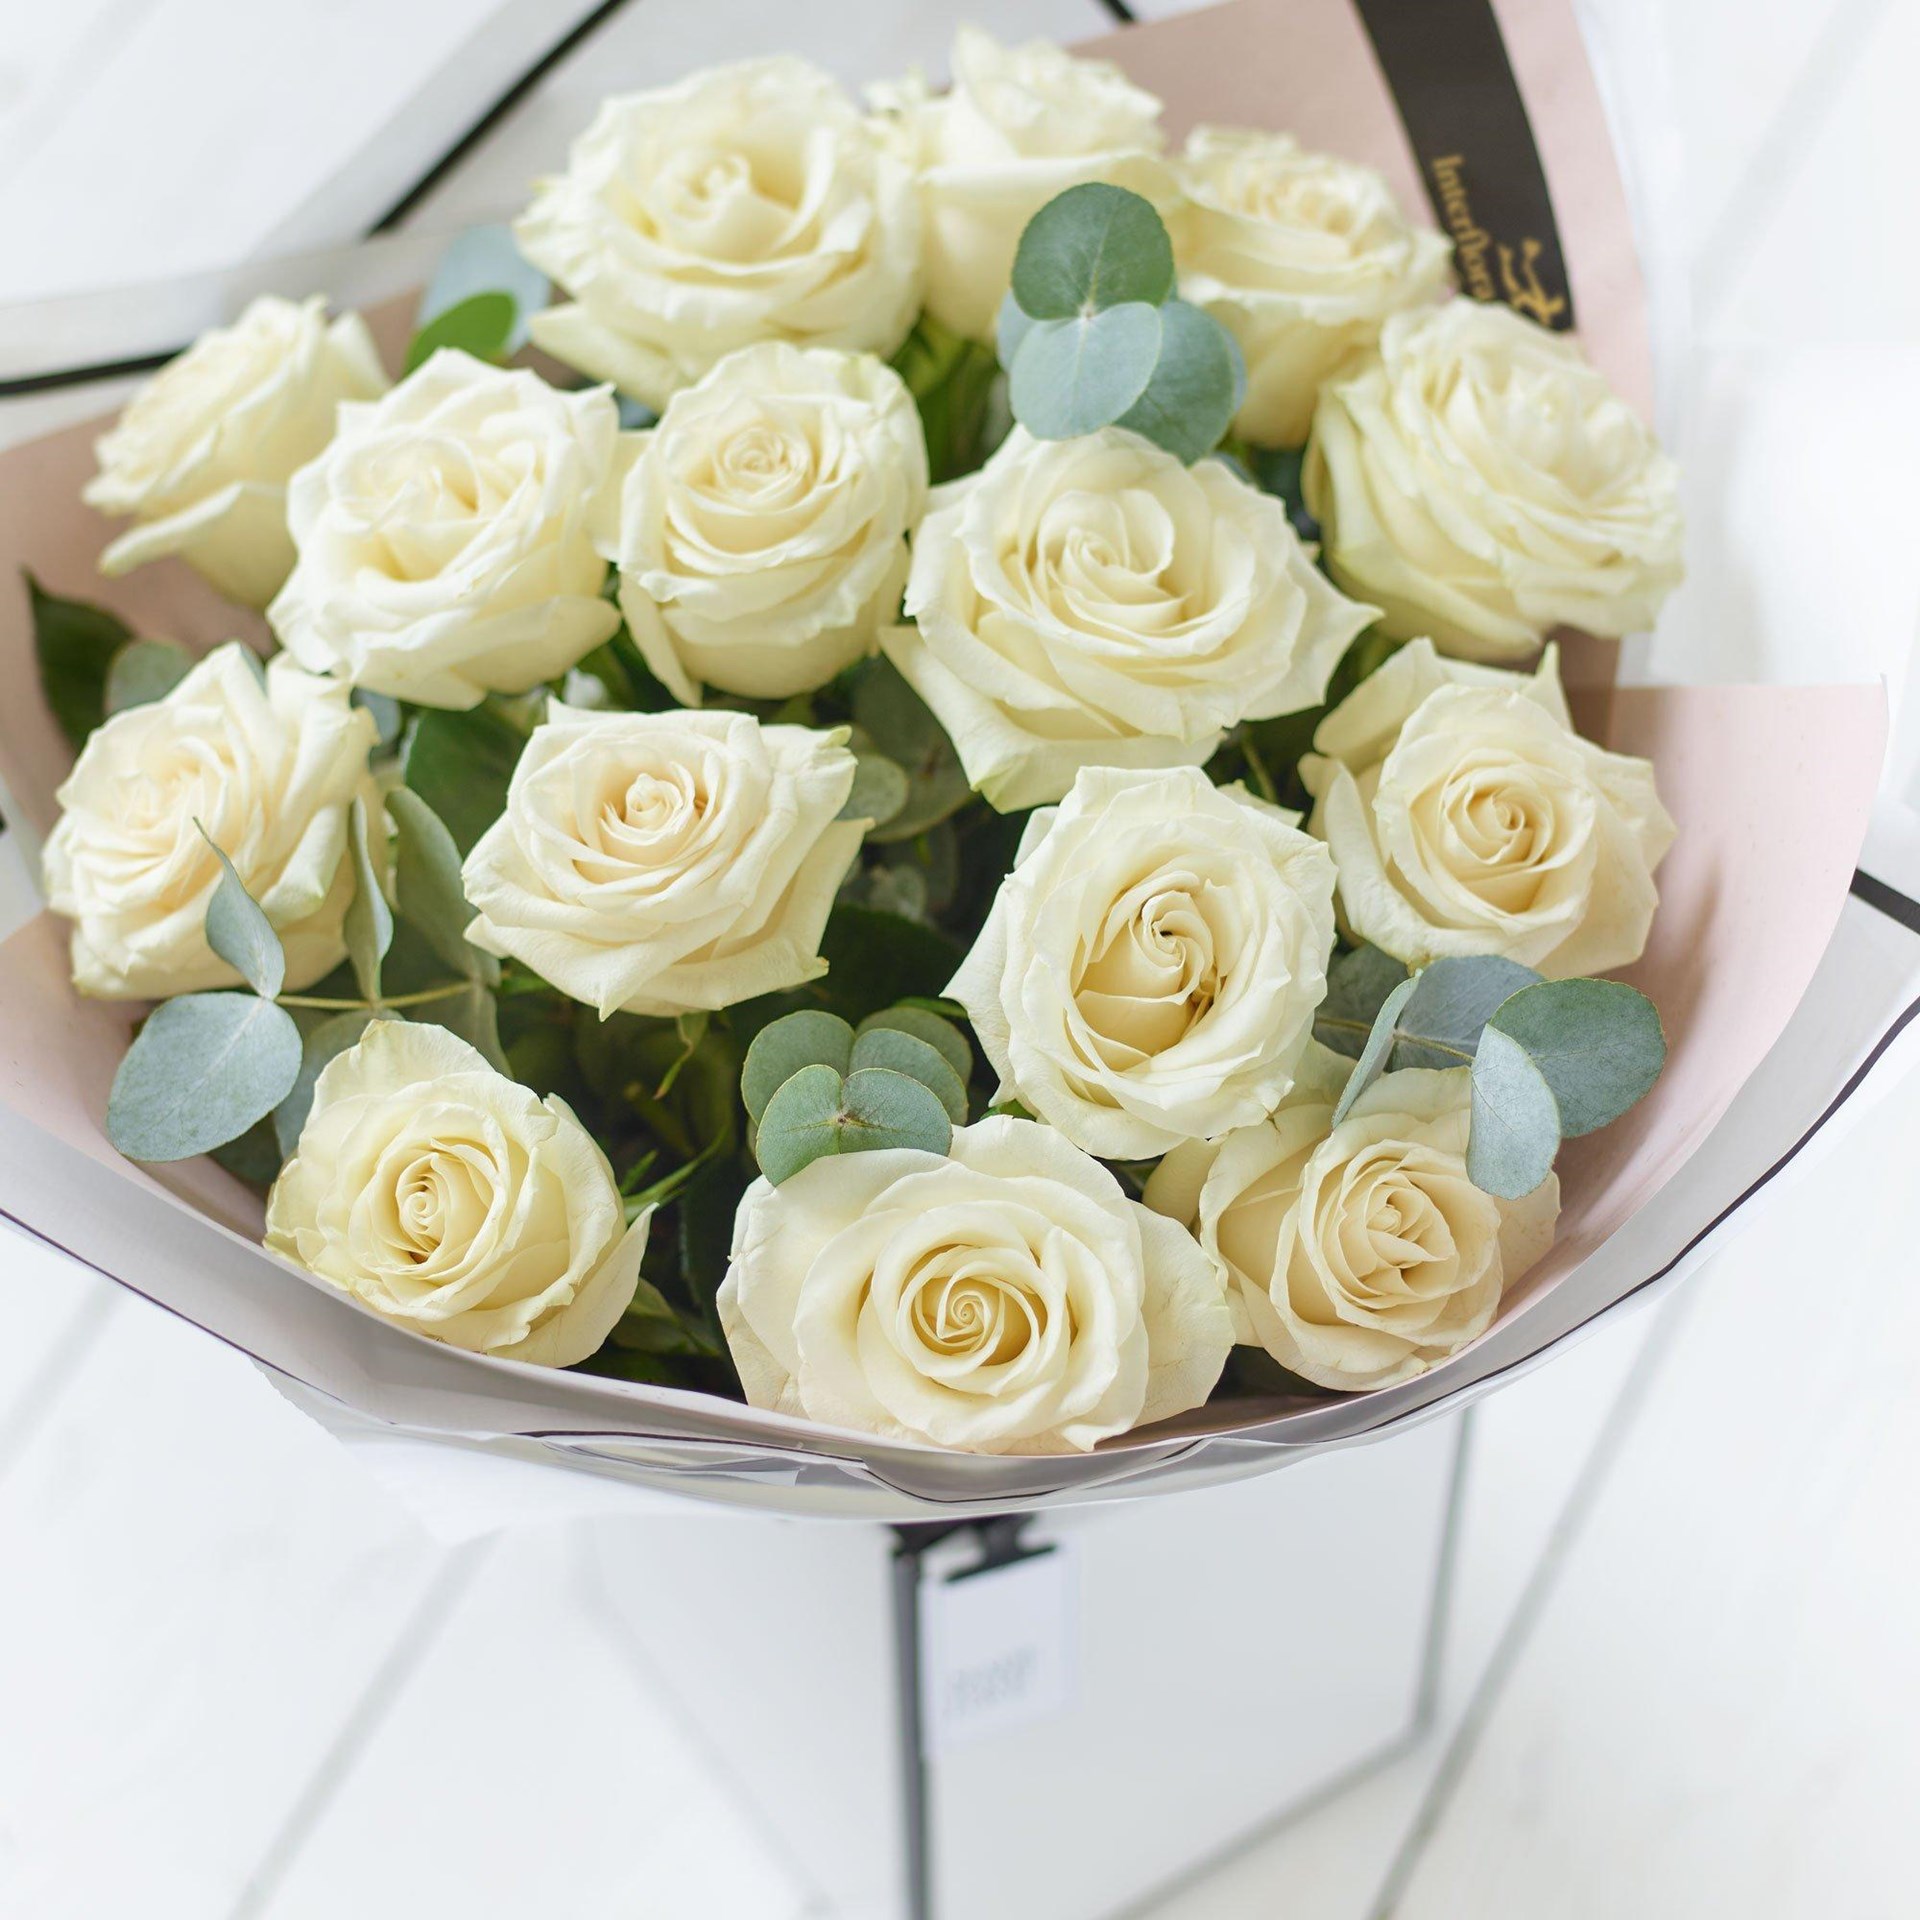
[[585, 1409, 1466, 1920]]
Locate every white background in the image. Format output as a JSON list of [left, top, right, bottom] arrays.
[[1, 1, 1919, 1914]]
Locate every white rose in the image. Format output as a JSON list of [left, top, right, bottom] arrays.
[[83, 295, 387, 608], [265, 1021, 648, 1368], [1304, 301, 1684, 661], [1301, 638, 1675, 976], [870, 26, 1171, 341], [607, 343, 929, 703], [267, 350, 623, 709], [1146, 1058, 1559, 1391], [42, 644, 375, 1000], [950, 765, 1337, 1158], [888, 427, 1374, 811], [461, 704, 862, 1018], [515, 58, 921, 411], [718, 1116, 1232, 1453], [1172, 129, 1452, 449]]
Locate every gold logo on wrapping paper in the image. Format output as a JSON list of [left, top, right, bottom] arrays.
[[1498, 237, 1567, 326], [1429, 154, 1567, 327]]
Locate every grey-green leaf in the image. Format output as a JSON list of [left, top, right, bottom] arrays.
[[105, 637, 194, 714], [856, 1006, 971, 1086], [1316, 944, 1412, 1059], [853, 662, 972, 843], [1332, 975, 1417, 1126], [197, 826, 285, 1000], [1468, 1026, 1562, 1198], [402, 699, 531, 854], [417, 222, 549, 349], [343, 795, 392, 1004], [426, 981, 510, 1074], [1009, 303, 1163, 441], [1010, 182, 1176, 318], [839, 1067, 952, 1156], [388, 786, 498, 985], [108, 992, 304, 1163], [1488, 978, 1666, 1137], [274, 1009, 377, 1158], [1395, 954, 1544, 1070], [755, 1062, 849, 1185], [841, 752, 910, 829], [996, 288, 1037, 373], [1115, 298, 1245, 464], [849, 1027, 967, 1123], [741, 1011, 854, 1122]]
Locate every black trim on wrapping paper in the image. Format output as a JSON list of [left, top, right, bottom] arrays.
[[1851, 868, 1920, 936], [1095, 0, 1139, 21]]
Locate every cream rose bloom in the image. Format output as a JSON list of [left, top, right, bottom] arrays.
[[1147, 1057, 1559, 1391], [950, 766, 1337, 1159], [266, 1021, 648, 1368], [1301, 639, 1675, 976], [267, 350, 622, 709], [1304, 301, 1684, 662], [888, 426, 1374, 810], [84, 295, 387, 608], [606, 343, 928, 703], [42, 644, 375, 1000], [870, 26, 1171, 342], [461, 704, 862, 1018], [1172, 129, 1452, 449], [718, 1116, 1232, 1453], [514, 58, 921, 411]]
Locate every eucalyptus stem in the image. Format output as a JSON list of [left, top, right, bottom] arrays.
[[277, 983, 472, 1013], [1313, 1014, 1474, 1065]]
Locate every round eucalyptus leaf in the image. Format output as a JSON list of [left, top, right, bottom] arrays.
[[108, 993, 304, 1164], [755, 1063, 848, 1186], [741, 1011, 855, 1122], [1467, 1026, 1561, 1198], [1394, 954, 1544, 1070], [839, 1067, 952, 1157], [1331, 975, 1418, 1126], [856, 1006, 972, 1085], [417, 223, 549, 348], [852, 662, 972, 843], [841, 752, 910, 829], [1010, 183, 1175, 318], [1009, 304, 1162, 441], [849, 1027, 968, 1123], [1115, 299, 1245, 464], [197, 827, 285, 1001], [1488, 978, 1667, 1137], [105, 638, 194, 715], [996, 289, 1037, 373], [1316, 944, 1412, 1060]]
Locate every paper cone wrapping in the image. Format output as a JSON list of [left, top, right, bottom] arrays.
[[0, 0, 1886, 1520]]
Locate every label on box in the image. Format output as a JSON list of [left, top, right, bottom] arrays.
[[920, 1541, 1077, 1755]]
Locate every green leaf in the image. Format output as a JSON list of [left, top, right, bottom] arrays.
[[891, 312, 1005, 484], [756, 1062, 850, 1185], [995, 290, 1037, 374], [852, 661, 972, 843], [273, 1010, 377, 1159], [856, 1006, 971, 1086], [25, 572, 131, 750], [107, 992, 304, 1163], [1010, 183, 1175, 318], [1331, 975, 1417, 1125], [342, 796, 392, 1004], [1009, 303, 1163, 441], [1116, 299, 1246, 464], [353, 688, 403, 750], [402, 700, 529, 855], [841, 752, 910, 829], [387, 786, 498, 986], [849, 1026, 967, 1124], [1487, 978, 1666, 1137], [417, 223, 549, 350], [404, 290, 517, 376], [838, 1067, 951, 1156], [1316, 945, 1411, 1059], [426, 981, 510, 1074], [196, 825, 285, 999], [1395, 955, 1544, 1070], [818, 906, 966, 1024], [1251, 443, 1320, 538], [741, 1011, 854, 1122], [105, 637, 193, 715], [1468, 1026, 1561, 1198], [210, 1115, 283, 1189]]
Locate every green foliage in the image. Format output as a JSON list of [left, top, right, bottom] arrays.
[[1115, 300, 1248, 465], [741, 1010, 854, 1122], [890, 313, 1006, 483], [1330, 975, 1416, 1125], [388, 787, 499, 986], [402, 697, 531, 853], [106, 992, 303, 1163], [851, 660, 972, 844], [841, 751, 910, 830], [1008, 303, 1163, 439], [1467, 1027, 1563, 1199], [404, 292, 517, 376], [849, 1025, 967, 1123], [105, 637, 193, 714], [755, 1062, 951, 1185], [274, 1010, 378, 1158], [414, 223, 549, 354], [198, 827, 286, 999], [817, 906, 965, 1024], [1487, 979, 1667, 1138], [25, 572, 131, 750], [342, 796, 392, 1004], [855, 1006, 971, 1085], [1009, 182, 1176, 317]]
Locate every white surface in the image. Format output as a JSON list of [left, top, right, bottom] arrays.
[[1, 0, 1918, 1916]]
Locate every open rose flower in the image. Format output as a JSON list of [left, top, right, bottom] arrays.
[[718, 1116, 1232, 1454], [869, 26, 1171, 341], [1171, 129, 1451, 449], [888, 426, 1374, 810], [85, 295, 387, 608], [267, 350, 622, 708], [1147, 1056, 1559, 1391], [43, 643, 376, 999], [1301, 639, 1675, 976], [949, 766, 1337, 1158], [266, 1021, 648, 1368], [606, 343, 928, 703], [1304, 301, 1684, 661], [461, 705, 863, 1017], [515, 58, 921, 410]]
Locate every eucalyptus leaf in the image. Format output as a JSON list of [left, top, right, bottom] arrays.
[[1331, 975, 1417, 1125], [1316, 945, 1411, 1059], [107, 992, 304, 1163], [1468, 1026, 1561, 1198], [353, 688, 403, 750], [105, 637, 194, 714], [841, 752, 910, 829], [273, 1009, 377, 1159], [996, 289, 1037, 373], [741, 1011, 854, 1122], [852, 661, 971, 842], [856, 1006, 971, 1085], [848, 1027, 967, 1123], [417, 223, 549, 348], [1488, 978, 1666, 1136], [388, 786, 498, 985], [755, 1063, 849, 1185], [1395, 955, 1544, 1070], [427, 981, 510, 1074], [1115, 299, 1246, 464], [26, 572, 131, 749], [1009, 303, 1163, 441], [839, 1066, 952, 1156], [404, 291, 517, 375], [818, 906, 966, 1024], [1010, 183, 1175, 318], [343, 796, 392, 1004], [197, 826, 285, 999], [403, 699, 528, 853]]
